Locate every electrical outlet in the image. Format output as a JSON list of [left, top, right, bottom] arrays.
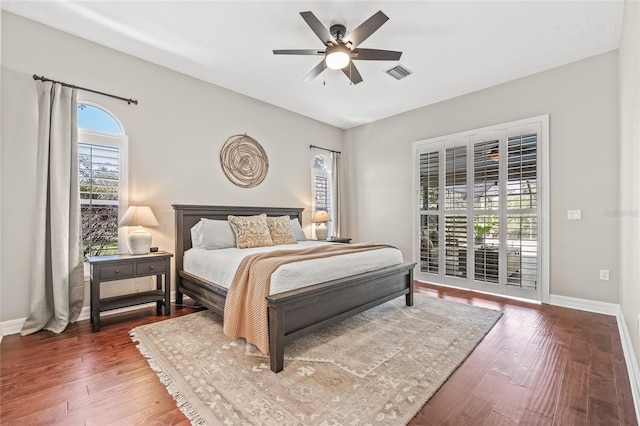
[[599, 269, 610, 280], [567, 210, 581, 220]]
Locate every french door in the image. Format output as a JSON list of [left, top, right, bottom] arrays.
[[414, 116, 548, 302]]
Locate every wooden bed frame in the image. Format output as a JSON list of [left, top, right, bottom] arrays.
[[173, 204, 416, 373]]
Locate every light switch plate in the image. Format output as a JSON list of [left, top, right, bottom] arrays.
[[567, 210, 581, 220]]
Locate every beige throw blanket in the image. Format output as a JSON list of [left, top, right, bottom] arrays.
[[223, 243, 394, 354]]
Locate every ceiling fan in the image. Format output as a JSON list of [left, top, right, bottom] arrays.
[[273, 10, 402, 85]]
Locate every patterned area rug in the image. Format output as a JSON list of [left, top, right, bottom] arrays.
[[131, 294, 501, 425]]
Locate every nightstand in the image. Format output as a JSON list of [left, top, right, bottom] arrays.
[[88, 251, 173, 331], [315, 237, 352, 244]]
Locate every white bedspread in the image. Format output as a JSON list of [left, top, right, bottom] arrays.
[[183, 241, 403, 295]]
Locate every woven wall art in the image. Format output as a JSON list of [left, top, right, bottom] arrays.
[[220, 134, 269, 188]]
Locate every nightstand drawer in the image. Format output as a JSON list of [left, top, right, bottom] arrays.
[[100, 263, 134, 279], [136, 260, 166, 274]]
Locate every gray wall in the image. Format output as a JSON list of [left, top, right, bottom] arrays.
[[0, 12, 343, 322], [619, 0, 640, 366], [345, 51, 620, 304]]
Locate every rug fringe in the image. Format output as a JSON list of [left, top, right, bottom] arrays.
[[130, 330, 208, 425]]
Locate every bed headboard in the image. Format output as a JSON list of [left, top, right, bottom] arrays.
[[172, 205, 304, 276]]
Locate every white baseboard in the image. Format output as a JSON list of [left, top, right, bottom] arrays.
[[616, 310, 640, 422], [549, 293, 621, 316], [1, 291, 178, 339], [0, 318, 27, 338]]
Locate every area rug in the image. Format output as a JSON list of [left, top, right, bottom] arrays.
[[131, 294, 501, 425]]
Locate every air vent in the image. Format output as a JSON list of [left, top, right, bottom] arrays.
[[385, 64, 412, 80]]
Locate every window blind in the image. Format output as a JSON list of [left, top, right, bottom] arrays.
[[445, 146, 467, 210], [473, 139, 500, 210], [507, 214, 537, 289], [314, 175, 330, 210], [507, 133, 537, 209], [419, 151, 439, 211], [79, 143, 120, 257], [419, 151, 440, 273], [506, 133, 537, 288], [445, 215, 467, 278]]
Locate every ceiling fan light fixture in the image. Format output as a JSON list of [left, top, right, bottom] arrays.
[[325, 45, 350, 70]]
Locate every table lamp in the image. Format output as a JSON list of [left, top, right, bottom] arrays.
[[118, 206, 159, 254], [312, 210, 332, 240]]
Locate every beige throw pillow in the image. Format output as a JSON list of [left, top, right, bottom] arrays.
[[267, 216, 296, 246], [227, 214, 274, 249]]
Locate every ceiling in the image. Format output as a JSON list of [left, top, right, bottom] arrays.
[[2, 1, 624, 129]]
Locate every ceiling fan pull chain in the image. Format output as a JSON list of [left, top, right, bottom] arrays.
[[323, 61, 326, 86]]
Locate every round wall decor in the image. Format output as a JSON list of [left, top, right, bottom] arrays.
[[220, 134, 269, 188]]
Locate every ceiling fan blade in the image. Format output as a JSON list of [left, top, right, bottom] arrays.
[[342, 10, 389, 48], [273, 49, 325, 56], [342, 62, 363, 85], [352, 48, 402, 61], [300, 11, 336, 45], [303, 61, 326, 82]]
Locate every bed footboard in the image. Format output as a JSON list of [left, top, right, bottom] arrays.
[[266, 262, 415, 373]]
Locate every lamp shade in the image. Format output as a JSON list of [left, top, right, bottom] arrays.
[[118, 206, 159, 227], [312, 210, 332, 223]]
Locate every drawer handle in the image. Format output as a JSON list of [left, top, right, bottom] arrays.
[[115, 269, 120, 273], [149, 265, 154, 270]]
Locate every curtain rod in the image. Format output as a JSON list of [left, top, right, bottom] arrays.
[[33, 74, 138, 105], [310, 145, 341, 154]]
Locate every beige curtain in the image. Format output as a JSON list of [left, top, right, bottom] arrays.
[[21, 82, 84, 335], [331, 151, 341, 238]]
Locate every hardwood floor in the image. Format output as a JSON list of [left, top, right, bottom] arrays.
[[410, 283, 637, 425], [1, 283, 637, 425]]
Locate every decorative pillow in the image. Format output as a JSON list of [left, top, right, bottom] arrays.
[[227, 214, 274, 249], [289, 218, 307, 241], [201, 218, 236, 250], [190, 221, 205, 249], [267, 216, 296, 245]]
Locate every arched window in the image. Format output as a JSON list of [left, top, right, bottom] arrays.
[[78, 104, 122, 134], [78, 104, 128, 258], [311, 154, 334, 239]]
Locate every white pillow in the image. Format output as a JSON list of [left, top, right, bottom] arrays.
[[290, 218, 307, 241], [199, 218, 236, 249], [190, 221, 205, 249]]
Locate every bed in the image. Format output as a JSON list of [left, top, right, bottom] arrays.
[[173, 204, 416, 373]]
